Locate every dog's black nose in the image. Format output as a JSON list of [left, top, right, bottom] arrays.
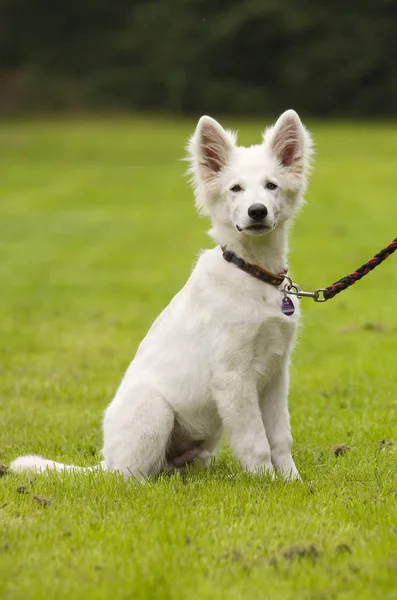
[[248, 203, 268, 221]]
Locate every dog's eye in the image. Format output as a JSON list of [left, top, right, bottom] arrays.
[[265, 181, 278, 191], [230, 184, 243, 193]]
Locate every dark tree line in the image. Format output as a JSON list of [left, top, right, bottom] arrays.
[[1, 0, 397, 116]]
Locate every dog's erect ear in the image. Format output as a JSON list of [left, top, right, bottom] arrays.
[[266, 110, 313, 177], [189, 116, 235, 183]]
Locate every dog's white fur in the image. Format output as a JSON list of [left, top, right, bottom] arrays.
[[10, 110, 313, 481]]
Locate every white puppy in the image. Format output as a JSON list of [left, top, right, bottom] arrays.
[[11, 110, 313, 481]]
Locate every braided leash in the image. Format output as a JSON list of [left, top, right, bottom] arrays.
[[284, 237, 397, 302]]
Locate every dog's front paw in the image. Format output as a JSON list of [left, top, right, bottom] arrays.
[[246, 463, 276, 479], [280, 467, 301, 482]]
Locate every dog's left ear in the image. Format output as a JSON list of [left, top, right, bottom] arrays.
[[265, 110, 313, 178]]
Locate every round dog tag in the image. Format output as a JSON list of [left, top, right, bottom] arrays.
[[281, 297, 295, 316]]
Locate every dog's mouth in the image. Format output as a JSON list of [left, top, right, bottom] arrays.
[[236, 224, 270, 234], [247, 223, 268, 231]]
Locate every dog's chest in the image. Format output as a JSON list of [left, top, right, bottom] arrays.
[[254, 313, 295, 359], [246, 293, 299, 378]]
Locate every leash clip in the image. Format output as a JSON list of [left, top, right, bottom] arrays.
[[283, 277, 327, 303]]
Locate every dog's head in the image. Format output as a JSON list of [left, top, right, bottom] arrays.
[[187, 110, 313, 241]]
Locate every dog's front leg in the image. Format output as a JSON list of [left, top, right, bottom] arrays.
[[260, 367, 300, 481], [212, 372, 274, 476]]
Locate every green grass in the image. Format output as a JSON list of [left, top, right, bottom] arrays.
[[1, 116, 397, 600]]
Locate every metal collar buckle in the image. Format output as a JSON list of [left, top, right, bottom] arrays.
[[282, 276, 327, 303]]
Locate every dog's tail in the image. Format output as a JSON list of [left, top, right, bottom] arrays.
[[9, 455, 105, 473]]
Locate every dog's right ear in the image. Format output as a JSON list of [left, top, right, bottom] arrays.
[[187, 116, 236, 184]]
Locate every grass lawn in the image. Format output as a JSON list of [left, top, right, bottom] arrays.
[[1, 115, 397, 600]]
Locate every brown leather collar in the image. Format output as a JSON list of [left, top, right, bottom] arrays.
[[221, 246, 287, 287]]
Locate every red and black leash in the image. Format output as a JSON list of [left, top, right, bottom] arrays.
[[284, 237, 397, 302]]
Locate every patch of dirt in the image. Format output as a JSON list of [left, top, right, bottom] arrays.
[[217, 548, 256, 573], [218, 549, 242, 562], [32, 495, 52, 506], [378, 439, 393, 449], [16, 486, 29, 494], [336, 543, 352, 554], [339, 325, 357, 333], [321, 386, 341, 399], [362, 322, 385, 332], [333, 444, 351, 456], [320, 386, 355, 400], [0, 465, 9, 477], [342, 496, 352, 503], [306, 483, 315, 495], [339, 322, 385, 333], [282, 544, 319, 563], [348, 564, 360, 574]]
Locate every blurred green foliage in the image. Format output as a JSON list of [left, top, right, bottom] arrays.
[[1, 0, 397, 116]]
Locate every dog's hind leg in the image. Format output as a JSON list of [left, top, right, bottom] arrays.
[[102, 388, 174, 481]]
